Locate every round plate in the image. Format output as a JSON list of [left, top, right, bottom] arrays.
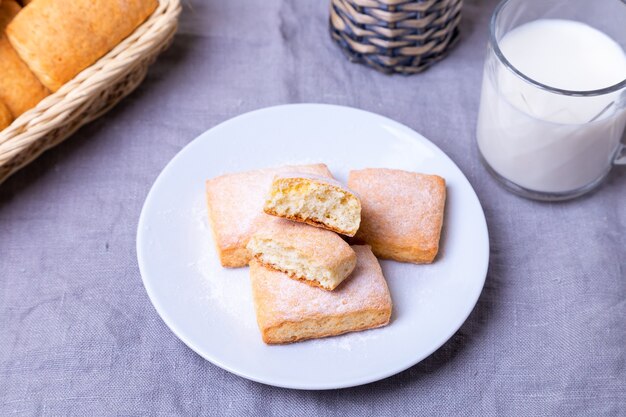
[[137, 104, 489, 390]]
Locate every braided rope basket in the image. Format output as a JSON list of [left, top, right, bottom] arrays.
[[330, 0, 462, 74], [0, 0, 181, 185]]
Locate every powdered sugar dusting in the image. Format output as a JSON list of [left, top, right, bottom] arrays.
[[309, 329, 381, 352], [204, 164, 334, 255], [349, 168, 445, 247], [251, 246, 392, 323], [187, 197, 256, 329]]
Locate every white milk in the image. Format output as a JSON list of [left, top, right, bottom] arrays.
[[477, 19, 626, 193]]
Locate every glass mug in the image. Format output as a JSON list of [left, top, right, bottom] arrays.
[[476, 0, 626, 201]]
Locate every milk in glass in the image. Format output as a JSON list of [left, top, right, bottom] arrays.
[[477, 19, 626, 193]]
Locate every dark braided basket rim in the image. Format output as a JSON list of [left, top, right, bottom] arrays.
[[330, 0, 463, 74]]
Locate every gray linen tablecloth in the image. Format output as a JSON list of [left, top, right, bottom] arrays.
[[1, 0, 624, 415]]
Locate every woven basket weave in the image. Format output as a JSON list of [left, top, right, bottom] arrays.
[[0, 0, 181, 185], [330, 0, 462, 74]]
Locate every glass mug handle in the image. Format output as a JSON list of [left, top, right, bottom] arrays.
[[615, 143, 626, 165], [617, 92, 626, 165]]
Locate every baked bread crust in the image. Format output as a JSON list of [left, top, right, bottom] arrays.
[[205, 164, 333, 268], [348, 168, 446, 264], [247, 219, 356, 291], [6, 0, 158, 92], [0, 0, 49, 117], [0, 99, 12, 130], [250, 245, 392, 344], [264, 173, 361, 236]]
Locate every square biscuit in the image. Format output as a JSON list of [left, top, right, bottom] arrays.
[[348, 168, 446, 264], [250, 245, 392, 344], [205, 164, 333, 268]]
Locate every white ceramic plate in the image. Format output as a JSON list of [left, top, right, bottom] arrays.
[[137, 104, 489, 390]]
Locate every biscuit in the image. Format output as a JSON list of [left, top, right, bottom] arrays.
[[0, 99, 12, 130], [0, 0, 49, 117], [348, 168, 446, 264], [264, 173, 361, 236], [247, 219, 356, 291], [250, 245, 392, 344], [205, 164, 333, 268], [6, 0, 158, 92]]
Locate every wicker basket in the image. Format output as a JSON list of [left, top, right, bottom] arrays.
[[330, 0, 462, 74], [0, 0, 181, 185]]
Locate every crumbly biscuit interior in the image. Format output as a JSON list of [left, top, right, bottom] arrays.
[[265, 182, 360, 234], [248, 237, 352, 290]]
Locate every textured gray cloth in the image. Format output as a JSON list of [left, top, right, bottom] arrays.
[[1, 0, 624, 415]]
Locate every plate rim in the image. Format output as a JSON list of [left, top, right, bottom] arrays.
[[136, 103, 490, 390]]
